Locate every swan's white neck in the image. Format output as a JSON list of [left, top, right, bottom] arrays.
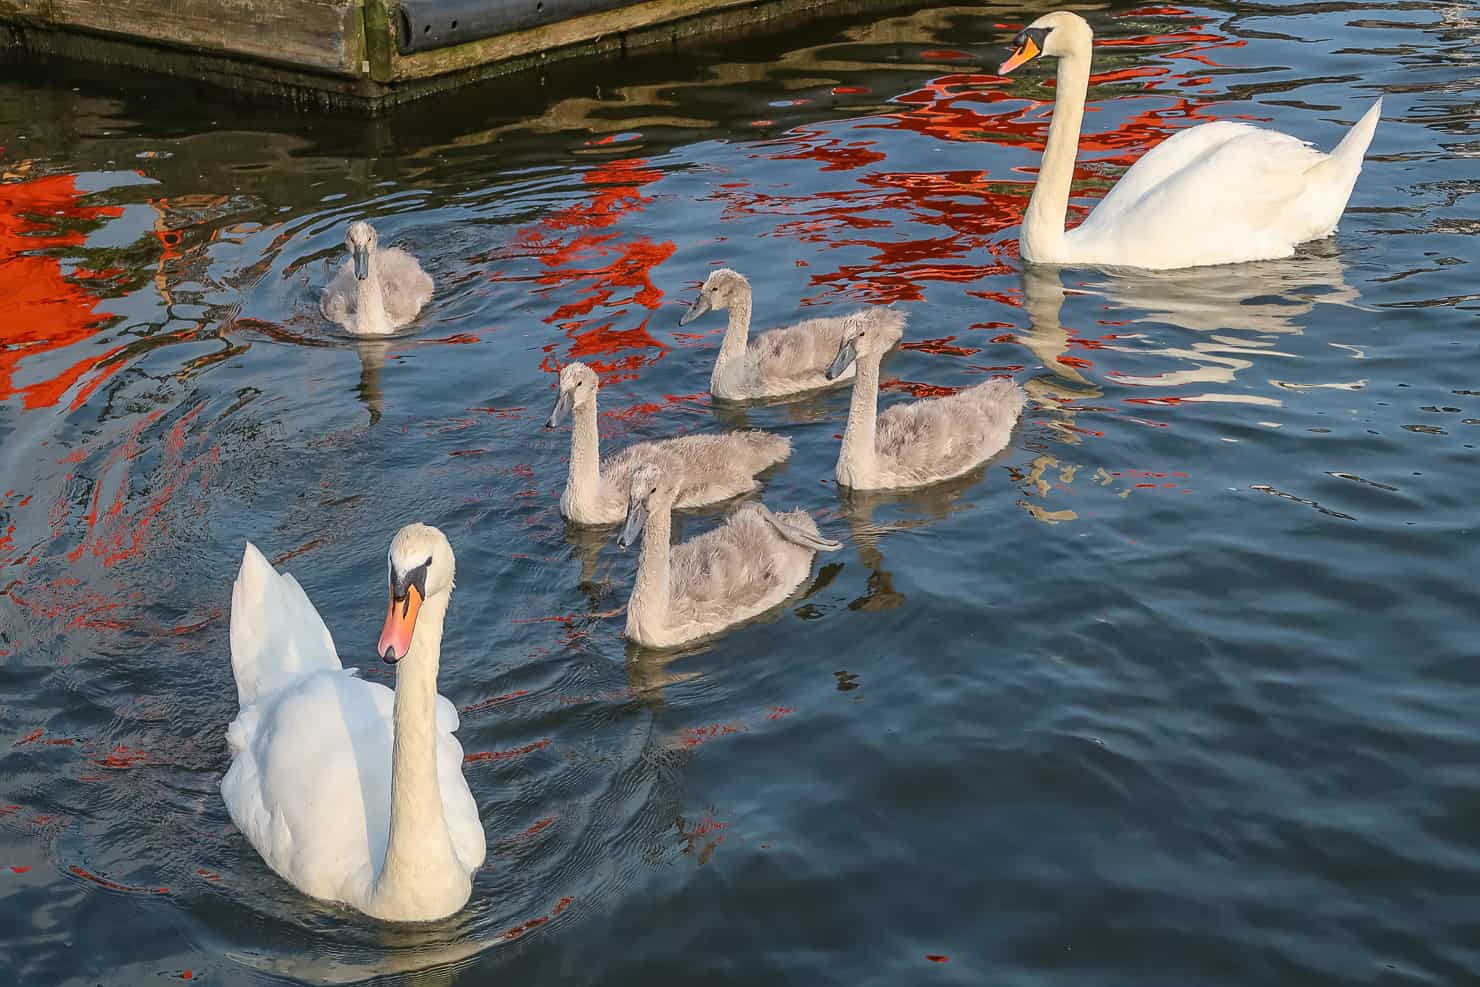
[[711, 288, 754, 389], [370, 588, 465, 920], [627, 499, 674, 644], [355, 252, 392, 336], [837, 352, 880, 487], [563, 397, 603, 517], [1021, 49, 1091, 264]]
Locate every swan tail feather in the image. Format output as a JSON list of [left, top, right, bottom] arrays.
[[1319, 97, 1383, 175], [1299, 97, 1381, 236], [761, 508, 842, 553], [229, 542, 342, 708]]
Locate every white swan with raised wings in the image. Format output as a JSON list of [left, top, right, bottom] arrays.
[[221, 524, 484, 923]]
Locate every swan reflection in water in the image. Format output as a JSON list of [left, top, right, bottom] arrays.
[[1014, 243, 1362, 521], [835, 470, 999, 612], [1089, 241, 1363, 395], [353, 337, 390, 424], [707, 386, 854, 433], [229, 920, 483, 985]]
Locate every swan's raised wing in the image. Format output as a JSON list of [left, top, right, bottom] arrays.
[[229, 542, 342, 707]]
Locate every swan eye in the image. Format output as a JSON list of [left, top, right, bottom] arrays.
[[423, 556, 433, 569]]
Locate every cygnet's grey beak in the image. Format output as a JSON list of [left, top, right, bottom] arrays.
[[679, 294, 711, 326], [617, 498, 648, 549], [826, 337, 859, 380], [546, 388, 574, 428], [352, 241, 371, 281]]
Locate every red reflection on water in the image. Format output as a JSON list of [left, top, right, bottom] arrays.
[[13, 728, 76, 747], [56, 402, 220, 568], [89, 744, 152, 770], [496, 895, 576, 943], [882, 379, 963, 399], [518, 817, 556, 839], [903, 337, 980, 358], [463, 737, 551, 764], [68, 864, 168, 895], [0, 174, 123, 409], [461, 689, 532, 716], [491, 157, 675, 381], [680, 722, 747, 748]]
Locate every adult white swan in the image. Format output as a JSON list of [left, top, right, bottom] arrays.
[[999, 10, 1382, 269], [321, 221, 433, 336], [220, 524, 485, 922]]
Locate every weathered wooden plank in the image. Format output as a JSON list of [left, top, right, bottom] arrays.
[[40, 0, 364, 75], [0, 0, 921, 111]]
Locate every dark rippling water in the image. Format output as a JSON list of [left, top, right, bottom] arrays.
[[2, 1, 1478, 983]]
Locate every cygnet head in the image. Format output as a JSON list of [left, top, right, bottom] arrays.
[[998, 10, 1093, 75], [546, 361, 600, 428], [346, 221, 380, 281], [378, 523, 455, 664], [617, 463, 678, 549], [825, 312, 904, 380], [679, 268, 751, 326]]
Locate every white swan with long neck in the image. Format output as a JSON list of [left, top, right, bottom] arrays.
[[1000, 10, 1382, 270], [680, 268, 905, 400], [546, 361, 791, 525], [321, 221, 433, 336], [618, 464, 841, 649], [220, 524, 484, 922]]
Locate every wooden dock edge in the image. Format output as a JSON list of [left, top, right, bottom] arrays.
[[0, 0, 919, 113]]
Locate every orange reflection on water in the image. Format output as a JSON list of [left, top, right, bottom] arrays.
[[0, 174, 123, 409]]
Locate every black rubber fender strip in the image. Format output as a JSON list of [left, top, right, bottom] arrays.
[[396, 0, 639, 54]]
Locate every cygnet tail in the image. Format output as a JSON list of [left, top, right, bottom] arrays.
[[734, 430, 793, 468], [971, 378, 1028, 419], [762, 509, 842, 553]]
